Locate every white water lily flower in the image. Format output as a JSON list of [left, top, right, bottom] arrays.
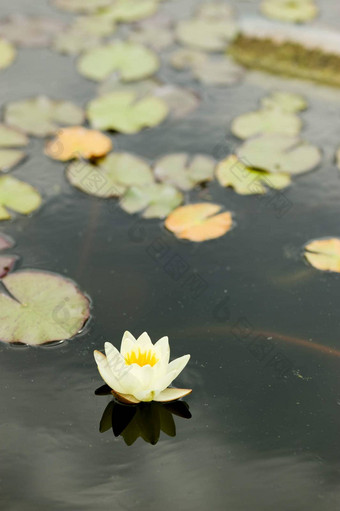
[[94, 331, 191, 403]]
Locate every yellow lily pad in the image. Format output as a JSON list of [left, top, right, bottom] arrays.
[[231, 108, 302, 139], [0, 176, 42, 220], [304, 238, 340, 273], [261, 0, 318, 23], [45, 127, 112, 161], [165, 203, 233, 242], [0, 39, 16, 70]]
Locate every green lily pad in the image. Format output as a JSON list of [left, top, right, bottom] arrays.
[[0, 39, 16, 70], [0, 15, 65, 48], [4, 96, 85, 137], [261, 91, 308, 112], [0, 255, 18, 278], [0, 150, 26, 172], [196, 1, 235, 20], [77, 41, 159, 82], [175, 18, 238, 52], [0, 233, 14, 250], [54, 0, 113, 13], [66, 153, 153, 197], [231, 108, 302, 139], [0, 124, 28, 147], [53, 29, 102, 55], [87, 91, 168, 133], [0, 270, 90, 345], [100, 0, 159, 22], [0, 176, 42, 220], [120, 183, 183, 219], [73, 14, 116, 36], [154, 154, 215, 191], [216, 155, 291, 195], [261, 0, 318, 23], [237, 134, 321, 175]]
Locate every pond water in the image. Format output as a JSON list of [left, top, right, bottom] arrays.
[[0, 0, 340, 510]]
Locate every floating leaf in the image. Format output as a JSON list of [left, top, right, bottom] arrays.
[[66, 153, 153, 197], [261, 91, 308, 112], [54, 0, 113, 13], [304, 238, 340, 273], [87, 91, 168, 133], [0, 15, 65, 48], [129, 25, 174, 51], [0, 233, 14, 250], [53, 29, 102, 55], [73, 14, 116, 36], [0, 150, 26, 172], [0, 39, 16, 70], [216, 155, 291, 195], [192, 57, 244, 85], [0, 124, 28, 147], [170, 48, 207, 70], [45, 127, 112, 161], [237, 134, 321, 175], [165, 203, 233, 242], [5, 96, 85, 137], [196, 1, 235, 20], [231, 108, 302, 139], [78, 41, 159, 82], [175, 18, 238, 52], [261, 0, 318, 23], [0, 176, 42, 220], [100, 0, 159, 22], [121, 183, 183, 218], [0, 270, 90, 345], [154, 154, 215, 191], [0, 255, 18, 278]]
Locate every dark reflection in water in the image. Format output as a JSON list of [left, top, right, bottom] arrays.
[[96, 385, 192, 445]]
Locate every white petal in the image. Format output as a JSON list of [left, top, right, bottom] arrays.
[[93, 350, 125, 393], [120, 331, 136, 356], [127, 364, 156, 391], [135, 331, 153, 350], [155, 369, 179, 392], [154, 388, 192, 402], [103, 342, 143, 395], [154, 336, 170, 365], [167, 354, 190, 380], [104, 342, 125, 372]]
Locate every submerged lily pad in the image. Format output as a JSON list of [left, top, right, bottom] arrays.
[[261, 91, 308, 112], [231, 108, 302, 139], [87, 91, 168, 133], [78, 41, 159, 82], [0, 39, 16, 70], [120, 183, 183, 218], [0, 270, 90, 345], [66, 152, 153, 197], [100, 0, 159, 22], [0, 255, 18, 278], [165, 203, 233, 242], [4, 96, 85, 137], [216, 155, 291, 195], [45, 127, 112, 161], [154, 154, 215, 191], [54, 0, 113, 13], [261, 0, 318, 23], [304, 238, 340, 273], [175, 18, 238, 52], [0, 15, 65, 48], [0, 176, 42, 220], [237, 134, 321, 175]]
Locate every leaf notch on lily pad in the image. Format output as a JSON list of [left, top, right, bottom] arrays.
[[304, 238, 340, 273], [165, 203, 233, 242], [120, 183, 183, 219], [0, 270, 90, 345], [0, 175, 42, 220], [154, 153, 216, 191], [0, 124, 29, 172], [45, 127, 112, 161], [231, 108, 302, 140]]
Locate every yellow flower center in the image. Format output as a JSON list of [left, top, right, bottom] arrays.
[[125, 349, 159, 367]]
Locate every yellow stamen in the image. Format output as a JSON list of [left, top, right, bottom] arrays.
[[125, 349, 158, 367]]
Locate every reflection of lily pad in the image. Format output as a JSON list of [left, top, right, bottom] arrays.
[[87, 91, 168, 133], [216, 155, 291, 195], [304, 238, 340, 273], [121, 183, 183, 218], [0, 176, 42, 220], [5, 96, 85, 137], [176, 18, 238, 52], [100, 0, 159, 22], [0, 270, 90, 345], [261, 91, 308, 112], [78, 41, 159, 82], [54, 0, 113, 13], [0, 15, 65, 48], [0, 39, 16, 70], [231, 108, 302, 139], [0, 255, 18, 278], [45, 127, 112, 161], [154, 154, 215, 191], [66, 153, 153, 197], [261, 0, 318, 23], [165, 203, 233, 242], [237, 134, 321, 175]]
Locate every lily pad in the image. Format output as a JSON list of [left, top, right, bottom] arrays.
[[175, 18, 238, 52], [231, 108, 302, 139], [120, 183, 183, 219], [73, 15, 116, 36], [87, 91, 168, 133], [0, 15, 65, 48], [237, 134, 321, 175], [0, 124, 28, 147], [0, 150, 26, 172], [66, 152, 153, 197], [0, 176, 42, 220], [54, 0, 113, 13], [0, 270, 90, 345], [0, 255, 18, 278], [0, 233, 14, 250], [261, 91, 308, 112], [45, 127, 112, 161], [192, 57, 244, 85], [304, 238, 340, 273], [165, 203, 233, 242], [53, 29, 102, 55], [216, 155, 291, 195], [196, 1, 235, 20], [0, 39, 16, 70], [4, 96, 85, 137], [100, 0, 159, 22], [170, 48, 207, 70], [154, 154, 215, 191], [261, 0, 318, 23], [77, 41, 159, 83], [128, 25, 174, 51]]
